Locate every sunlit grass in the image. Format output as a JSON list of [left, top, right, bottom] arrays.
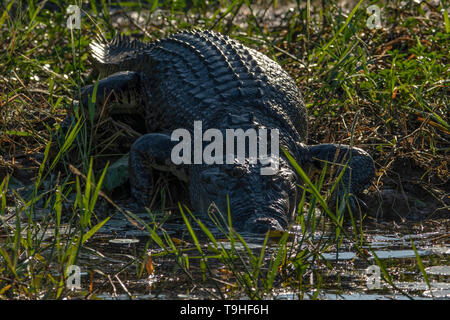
[[0, 0, 448, 299]]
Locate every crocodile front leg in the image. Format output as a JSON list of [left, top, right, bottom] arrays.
[[129, 133, 189, 207], [308, 144, 375, 213]]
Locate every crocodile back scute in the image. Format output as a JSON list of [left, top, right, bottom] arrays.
[[144, 30, 307, 144]]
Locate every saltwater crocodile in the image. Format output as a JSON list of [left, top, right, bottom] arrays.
[[78, 29, 375, 233]]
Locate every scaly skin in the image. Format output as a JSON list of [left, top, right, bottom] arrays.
[[79, 30, 375, 233]]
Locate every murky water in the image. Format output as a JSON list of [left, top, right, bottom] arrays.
[[1, 204, 448, 299], [71, 210, 449, 300]]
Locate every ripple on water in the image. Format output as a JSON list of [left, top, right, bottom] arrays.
[[370, 249, 432, 259], [425, 266, 450, 276], [109, 238, 140, 244]]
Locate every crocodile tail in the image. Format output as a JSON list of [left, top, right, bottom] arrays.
[[89, 34, 151, 77]]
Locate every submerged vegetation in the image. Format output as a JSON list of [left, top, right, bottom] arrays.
[[0, 0, 448, 299]]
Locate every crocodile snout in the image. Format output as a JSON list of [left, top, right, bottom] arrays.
[[244, 216, 285, 234]]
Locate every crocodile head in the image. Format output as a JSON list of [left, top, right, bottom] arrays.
[[188, 158, 298, 234]]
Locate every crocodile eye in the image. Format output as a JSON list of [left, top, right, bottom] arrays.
[[224, 165, 246, 178], [267, 175, 282, 190], [269, 173, 294, 192], [199, 168, 228, 191], [199, 168, 219, 184], [200, 172, 212, 184]]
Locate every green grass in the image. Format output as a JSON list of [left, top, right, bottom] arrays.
[[0, 0, 448, 299]]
